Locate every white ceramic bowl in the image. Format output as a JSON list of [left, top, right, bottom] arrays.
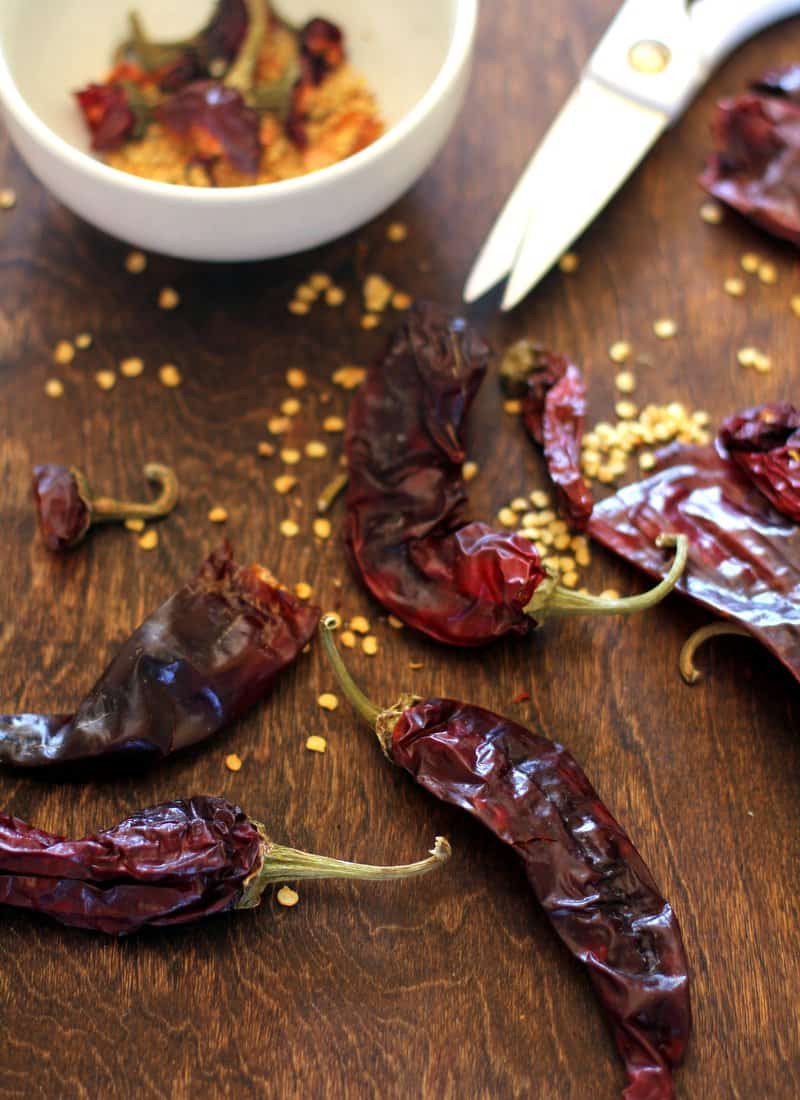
[[0, 0, 477, 261]]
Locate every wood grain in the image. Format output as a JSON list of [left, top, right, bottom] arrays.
[[1, 3, 799, 1098]]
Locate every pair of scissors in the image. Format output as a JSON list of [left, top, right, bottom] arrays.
[[465, 0, 800, 311]]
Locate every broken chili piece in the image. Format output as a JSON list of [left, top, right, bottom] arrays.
[[344, 304, 687, 646], [33, 462, 179, 552], [501, 339, 594, 530], [718, 403, 800, 523], [155, 80, 262, 174], [0, 795, 449, 935], [0, 544, 319, 768], [700, 69, 800, 245], [74, 83, 142, 151], [322, 620, 691, 1100], [589, 442, 800, 683], [287, 18, 346, 144]]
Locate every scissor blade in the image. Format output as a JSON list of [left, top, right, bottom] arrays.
[[497, 78, 668, 311]]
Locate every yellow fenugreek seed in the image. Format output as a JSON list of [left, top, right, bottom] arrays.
[[653, 318, 678, 340], [363, 274, 394, 313], [553, 533, 571, 551], [313, 517, 331, 539], [306, 735, 327, 754], [309, 272, 332, 291], [208, 507, 228, 524], [758, 262, 777, 286], [597, 467, 616, 484], [700, 202, 723, 225], [125, 250, 147, 274], [561, 571, 579, 589], [125, 517, 145, 532], [318, 692, 339, 711], [530, 490, 550, 508], [158, 364, 182, 388], [294, 582, 313, 600], [615, 370, 636, 393], [741, 252, 760, 274], [281, 448, 301, 465], [558, 252, 580, 273], [537, 530, 554, 546], [289, 300, 310, 315], [615, 400, 638, 420], [340, 630, 356, 648], [724, 277, 746, 298], [274, 475, 297, 494], [225, 753, 243, 772], [753, 354, 772, 374], [286, 368, 307, 390], [511, 497, 529, 513], [138, 529, 159, 550], [462, 461, 479, 482], [639, 452, 656, 471], [75, 333, 93, 350], [95, 370, 116, 391], [332, 365, 366, 389], [323, 415, 345, 433], [325, 286, 346, 307], [362, 635, 378, 656], [575, 546, 591, 567], [305, 441, 328, 459], [158, 287, 180, 311], [281, 397, 301, 416], [268, 416, 290, 434], [387, 221, 408, 243], [120, 356, 145, 378], [737, 347, 759, 368], [44, 378, 64, 398], [609, 341, 632, 364], [790, 295, 800, 318], [54, 340, 75, 365], [277, 885, 299, 907], [498, 507, 518, 528], [350, 615, 370, 635], [280, 519, 299, 538]]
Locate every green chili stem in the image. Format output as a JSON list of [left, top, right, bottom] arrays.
[[238, 833, 451, 909], [80, 463, 180, 524], [320, 615, 381, 726], [225, 0, 268, 95], [680, 622, 753, 685], [525, 533, 688, 624]]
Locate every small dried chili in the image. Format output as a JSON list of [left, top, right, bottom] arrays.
[[718, 403, 800, 523], [321, 620, 691, 1100], [74, 83, 143, 151], [700, 68, 800, 245], [33, 462, 179, 551], [345, 304, 687, 646], [0, 544, 319, 768], [588, 441, 800, 683], [501, 339, 594, 530], [155, 80, 262, 174], [0, 795, 449, 935]]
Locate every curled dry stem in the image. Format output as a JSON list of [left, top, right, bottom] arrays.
[[82, 463, 180, 525], [680, 622, 753, 685]]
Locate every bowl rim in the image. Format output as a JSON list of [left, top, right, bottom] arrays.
[[0, 0, 478, 204]]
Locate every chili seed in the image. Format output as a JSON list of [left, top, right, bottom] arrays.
[[600, 589, 620, 601], [159, 364, 182, 388], [409, 661, 424, 670], [699, 201, 723, 224], [609, 341, 632, 364], [790, 295, 800, 318], [318, 692, 339, 711], [257, 441, 276, 457], [530, 490, 550, 508], [125, 250, 147, 274], [294, 582, 313, 601], [54, 340, 75, 365], [313, 517, 332, 539], [295, 284, 317, 304], [511, 497, 529, 513], [0, 188, 17, 210], [289, 300, 310, 315], [225, 753, 243, 772], [653, 318, 677, 340], [361, 313, 381, 330], [391, 291, 413, 311], [615, 370, 636, 393], [268, 416, 290, 434], [724, 277, 746, 298], [462, 461, 479, 482], [740, 252, 760, 274], [341, 630, 357, 648], [323, 415, 345, 433], [553, 533, 571, 551], [558, 252, 580, 273], [44, 378, 64, 398], [306, 735, 327, 753], [387, 221, 408, 243], [364, 274, 394, 313], [281, 448, 301, 465], [615, 400, 638, 420], [639, 452, 656, 471], [503, 399, 522, 415], [305, 441, 328, 459], [561, 571, 579, 588], [274, 474, 297, 494], [286, 368, 307, 390], [332, 366, 366, 390], [498, 507, 517, 528], [388, 615, 404, 629], [362, 636, 378, 656], [280, 519, 299, 538], [120, 356, 144, 378], [737, 347, 759, 367], [138, 529, 159, 550], [325, 286, 346, 306], [158, 287, 180, 310], [75, 333, 93, 350], [277, 886, 299, 907], [350, 615, 370, 635], [95, 370, 116, 391], [281, 397, 301, 416], [208, 507, 228, 524], [309, 272, 332, 291], [125, 518, 145, 532], [575, 546, 591, 567], [758, 262, 777, 285]]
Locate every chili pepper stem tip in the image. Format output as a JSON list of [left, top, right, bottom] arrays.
[[83, 462, 180, 525], [320, 615, 382, 727], [525, 533, 689, 623], [680, 622, 753, 684]]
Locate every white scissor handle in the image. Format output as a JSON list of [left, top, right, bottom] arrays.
[[588, 0, 800, 120]]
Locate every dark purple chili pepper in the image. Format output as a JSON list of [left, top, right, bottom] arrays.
[[718, 402, 800, 523], [155, 80, 261, 174]]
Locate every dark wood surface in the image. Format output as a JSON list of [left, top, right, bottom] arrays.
[[1, 3, 799, 1098]]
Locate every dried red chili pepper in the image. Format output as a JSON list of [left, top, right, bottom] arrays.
[[0, 544, 319, 768], [718, 403, 800, 523], [0, 795, 450, 935], [287, 18, 346, 147], [74, 83, 141, 151], [321, 620, 691, 1100], [345, 304, 687, 646], [700, 70, 800, 245], [501, 339, 594, 530], [588, 442, 800, 683], [32, 463, 179, 552], [155, 80, 262, 174]]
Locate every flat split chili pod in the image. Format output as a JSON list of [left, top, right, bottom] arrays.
[[501, 339, 594, 530], [32, 462, 179, 551], [0, 796, 450, 935], [344, 303, 687, 646], [0, 543, 320, 768], [320, 619, 691, 1100], [588, 442, 800, 685]]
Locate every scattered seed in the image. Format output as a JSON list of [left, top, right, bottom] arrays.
[[95, 370, 116, 391], [409, 661, 424, 670], [323, 415, 345, 433], [530, 490, 550, 508], [268, 416, 290, 434], [503, 399, 522, 415], [609, 341, 632, 364], [741, 252, 760, 274], [387, 221, 408, 242], [362, 635, 378, 656], [333, 366, 367, 390], [737, 346, 760, 367], [510, 497, 529, 513], [289, 299, 310, 315], [639, 452, 656, 471], [309, 272, 332, 291], [306, 735, 327, 753], [277, 885, 299, 907], [208, 507, 228, 524], [361, 313, 381, 330], [286, 367, 307, 390], [281, 397, 301, 416], [498, 507, 518, 528], [318, 692, 339, 711], [125, 518, 145, 532], [350, 615, 370, 635], [280, 519, 299, 538], [391, 291, 413, 311], [138, 529, 159, 550], [313, 517, 332, 539], [158, 364, 182, 388], [600, 589, 620, 601], [274, 475, 297, 494], [724, 277, 746, 298], [388, 615, 404, 629], [653, 318, 677, 340], [561, 571, 579, 588], [125, 250, 147, 274], [44, 378, 64, 398], [558, 251, 580, 273], [54, 340, 75, 365], [257, 441, 276, 457], [615, 400, 637, 420], [225, 752, 243, 772], [75, 333, 93, 350], [281, 448, 301, 465], [363, 274, 394, 313], [753, 353, 772, 374], [700, 201, 723, 224], [0, 188, 17, 210], [758, 262, 777, 286], [325, 286, 346, 306], [341, 630, 356, 648], [305, 440, 327, 459], [120, 356, 144, 378], [295, 284, 317, 304], [294, 582, 313, 600], [159, 287, 180, 311], [615, 370, 636, 393]]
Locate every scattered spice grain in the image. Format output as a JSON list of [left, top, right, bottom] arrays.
[[558, 251, 580, 273], [325, 287, 346, 307], [125, 518, 145, 532], [281, 448, 301, 465], [125, 250, 147, 274], [503, 399, 522, 415], [362, 636, 378, 656], [289, 300, 310, 316], [724, 277, 746, 297], [138, 529, 158, 550], [387, 221, 408, 243], [318, 693, 339, 711], [332, 366, 366, 390], [280, 519, 299, 538], [158, 287, 180, 310], [44, 379, 64, 399], [306, 736, 327, 754], [609, 341, 632, 364], [268, 416, 290, 434], [75, 333, 93, 350], [95, 370, 116, 391], [741, 252, 760, 274], [313, 517, 332, 539], [391, 291, 413, 311], [305, 441, 328, 459], [361, 313, 380, 330], [281, 398, 301, 416], [615, 370, 636, 393], [309, 273, 332, 292], [700, 201, 723, 224], [158, 364, 182, 388], [54, 340, 75, 365], [120, 356, 144, 378], [208, 507, 228, 524], [462, 461, 479, 482], [0, 188, 17, 210], [758, 262, 777, 285], [350, 616, 370, 635], [274, 475, 297, 494], [653, 318, 678, 339], [323, 415, 345, 433], [286, 368, 307, 390], [257, 441, 276, 458], [277, 886, 299, 907], [294, 583, 313, 601], [225, 753, 243, 773]]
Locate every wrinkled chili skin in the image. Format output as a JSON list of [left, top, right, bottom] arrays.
[[0, 544, 320, 768], [0, 797, 261, 935], [156, 80, 261, 174], [589, 443, 800, 682], [345, 304, 548, 646], [75, 83, 138, 151], [718, 403, 800, 523], [700, 87, 800, 246], [389, 699, 690, 1100], [287, 18, 346, 146], [32, 465, 90, 552]]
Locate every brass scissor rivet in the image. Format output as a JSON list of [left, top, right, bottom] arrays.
[[628, 40, 671, 74]]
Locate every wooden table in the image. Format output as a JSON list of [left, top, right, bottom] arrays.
[[1, 4, 799, 1098]]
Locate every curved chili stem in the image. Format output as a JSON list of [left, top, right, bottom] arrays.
[[238, 830, 451, 908], [78, 463, 180, 525], [320, 614, 381, 727], [680, 622, 753, 684], [525, 533, 688, 623], [225, 0, 268, 95]]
